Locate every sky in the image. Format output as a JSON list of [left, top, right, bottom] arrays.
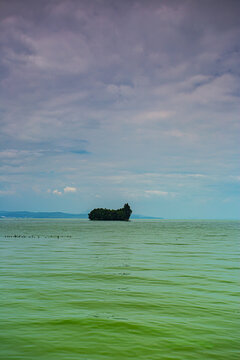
[[0, 0, 239, 218]]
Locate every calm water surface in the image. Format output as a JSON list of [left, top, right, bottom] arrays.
[[0, 219, 239, 360]]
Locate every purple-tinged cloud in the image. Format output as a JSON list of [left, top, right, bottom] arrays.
[[0, 0, 239, 218]]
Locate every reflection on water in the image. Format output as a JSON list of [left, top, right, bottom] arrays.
[[0, 219, 239, 360]]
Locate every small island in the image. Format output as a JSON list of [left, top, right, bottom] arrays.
[[88, 203, 132, 221]]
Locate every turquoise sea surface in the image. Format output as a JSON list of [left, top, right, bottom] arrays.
[[0, 219, 239, 360]]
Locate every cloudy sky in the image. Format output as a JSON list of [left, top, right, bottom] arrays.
[[0, 0, 239, 218]]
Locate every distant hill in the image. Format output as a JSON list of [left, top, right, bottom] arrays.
[[0, 211, 88, 219], [131, 214, 163, 219], [0, 211, 163, 219]]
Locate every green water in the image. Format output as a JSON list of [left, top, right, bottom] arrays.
[[0, 219, 239, 360]]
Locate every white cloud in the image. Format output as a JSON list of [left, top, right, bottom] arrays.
[[52, 189, 62, 195], [0, 189, 15, 196], [64, 186, 77, 193], [51, 186, 77, 195], [187, 174, 206, 178], [134, 110, 174, 124], [144, 190, 169, 196]]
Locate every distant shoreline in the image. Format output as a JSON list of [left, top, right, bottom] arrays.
[[0, 211, 163, 220]]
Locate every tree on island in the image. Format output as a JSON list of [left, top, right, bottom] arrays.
[[88, 203, 132, 221]]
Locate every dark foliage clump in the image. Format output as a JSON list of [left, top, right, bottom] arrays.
[[88, 203, 132, 221]]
